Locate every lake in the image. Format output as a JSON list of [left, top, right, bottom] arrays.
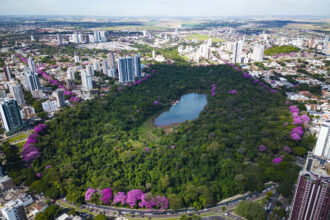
[[154, 93, 207, 127]]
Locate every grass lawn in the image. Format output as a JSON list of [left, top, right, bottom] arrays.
[[8, 133, 29, 143], [185, 34, 224, 43]]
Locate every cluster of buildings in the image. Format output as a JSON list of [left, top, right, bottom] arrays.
[[70, 31, 106, 44], [0, 50, 144, 134], [0, 56, 68, 133], [289, 123, 330, 220]]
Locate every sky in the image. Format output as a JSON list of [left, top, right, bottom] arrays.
[[0, 0, 329, 17]]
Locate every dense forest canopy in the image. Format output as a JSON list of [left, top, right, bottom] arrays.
[[16, 63, 314, 209]]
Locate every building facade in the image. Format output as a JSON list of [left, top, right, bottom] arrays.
[[9, 83, 25, 106], [24, 67, 41, 91], [134, 54, 141, 78], [118, 57, 135, 83], [289, 153, 330, 220], [1, 199, 28, 220], [0, 99, 23, 131]]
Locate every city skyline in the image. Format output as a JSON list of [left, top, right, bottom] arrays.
[[0, 0, 329, 17]]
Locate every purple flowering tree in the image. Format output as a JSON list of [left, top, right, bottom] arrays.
[[154, 196, 169, 209], [126, 189, 143, 207], [258, 145, 267, 152], [100, 188, 112, 204], [139, 193, 156, 208], [85, 188, 96, 201], [283, 146, 292, 153], [112, 192, 126, 205], [272, 157, 282, 164]]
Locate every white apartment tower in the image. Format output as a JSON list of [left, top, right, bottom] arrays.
[[81, 70, 93, 91], [9, 82, 25, 106], [232, 41, 243, 63], [252, 44, 264, 62]]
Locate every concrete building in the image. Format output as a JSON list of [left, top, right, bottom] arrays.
[[67, 67, 75, 80], [289, 153, 330, 220], [86, 65, 94, 77], [57, 34, 63, 46], [27, 57, 36, 73], [9, 82, 25, 106], [0, 99, 22, 131], [30, 201, 48, 217], [252, 44, 264, 62], [42, 100, 57, 113], [134, 54, 141, 78], [20, 106, 36, 120], [3, 66, 12, 81], [81, 70, 93, 91], [74, 55, 80, 63], [24, 67, 41, 91], [93, 60, 101, 72], [232, 41, 243, 63], [53, 89, 65, 108], [313, 124, 330, 159], [199, 44, 211, 59], [101, 59, 109, 76], [107, 52, 116, 69], [1, 199, 27, 220], [118, 57, 135, 83], [0, 175, 15, 192]]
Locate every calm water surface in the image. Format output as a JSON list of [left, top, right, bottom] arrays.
[[154, 93, 207, 127]]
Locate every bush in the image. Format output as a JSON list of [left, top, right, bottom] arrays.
[[235, 201, 266, 220]]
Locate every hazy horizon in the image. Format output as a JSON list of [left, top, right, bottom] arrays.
[[0, 0, 329, 17]]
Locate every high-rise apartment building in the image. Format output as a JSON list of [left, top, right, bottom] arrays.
[[323, 36, 329, 50], [313, 124, 330, 159], [3, 66, 12, 81], [28, 57, 36, 73], [1, 199, 28, 220], [252, 44, 264, 62], [93, 60, 101, 72], [57, 34, 62, 46], [107, 53, 116, 69], [289, 153, 330, 220], [0, 99, 23, 131], [67, 67, 75, 80], [101, 59, 109, 75], [24, 67, 41, 91], [118, 57, 135, 83], [232, 41, 243, 63], [134, 54, 141, 78], [86, 65, 94, 76], [9, 82, 25, 106], [53, 89, 65, 108], [81, 70, 93, 91], [74, 55, 80, 63], [199, 44, 211, 60], [93, 31, 106, 43]]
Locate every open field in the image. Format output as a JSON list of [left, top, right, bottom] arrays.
[[185, 34, 224, 42], [284, 22, 330, 32]]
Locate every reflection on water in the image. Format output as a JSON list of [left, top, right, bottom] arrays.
[[154, 93, 207, 127]]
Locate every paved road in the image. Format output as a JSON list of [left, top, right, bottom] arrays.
[[59, 184, 276, 219]]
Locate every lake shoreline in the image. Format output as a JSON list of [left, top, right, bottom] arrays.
[[152, 92, 207, 128]]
